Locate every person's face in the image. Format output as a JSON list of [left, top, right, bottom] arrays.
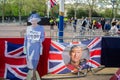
[[70, 47, 82, 63], [31, 18, 38, 25]]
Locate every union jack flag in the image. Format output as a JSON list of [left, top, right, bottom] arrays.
[[50, 0, 57, 8], [82, 37, 101, 68], [110, 68, 120, 80], [48, 37, 101, 74], [48, 41, 71, 74], [0, 41, 28, 80]]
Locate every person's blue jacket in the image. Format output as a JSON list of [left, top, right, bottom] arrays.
[[104, 23, 111, 31]]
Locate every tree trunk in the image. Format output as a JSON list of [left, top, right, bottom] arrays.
[[115, 3, 118, 18], [89, 7, 92, 22], [2, 0, 5, 23]]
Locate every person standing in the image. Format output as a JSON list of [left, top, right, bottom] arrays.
[[104, 20, 111, 35], [73, 17, 77, 32], [110, 21, 118, 36], [80, 17, 87, 35], [100, 18, 106, 32], [24, 12, 45, 80], [49, 17, 55, 30]]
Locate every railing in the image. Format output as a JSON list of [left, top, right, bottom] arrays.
[[1, 24, 120, 42], [0, 30, 24, 38], [45, 28, 105, 42], [0, 28, 110, 42]]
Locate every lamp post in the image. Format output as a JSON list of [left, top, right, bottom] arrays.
[[46, 0, 50, 18], [111, 0, 116, 18], [58, 0, 64, 42]]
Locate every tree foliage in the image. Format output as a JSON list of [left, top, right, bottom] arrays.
[[67, 7, 101, 18], [0, 0, 46, 17], [1, 0, 120, 19], [49, 5, 59, 18]]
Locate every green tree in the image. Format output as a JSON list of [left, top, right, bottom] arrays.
[[0, 0, 47, 17], [49, 5, 59, 18], [67, 8, 74, 18], [0, 0, 47, 23], [76, 8, 88, 18], [103, 8, 112, 18]]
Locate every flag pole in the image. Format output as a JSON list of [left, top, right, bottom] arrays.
[[58, 0, 64, 42], [46, 0, 50, 18]]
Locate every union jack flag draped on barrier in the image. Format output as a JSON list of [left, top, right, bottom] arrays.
[[0, 41, 28, 80], [48, 41, 71, 74], [82, 37, 101, 68], [48, 37, 102, 74]]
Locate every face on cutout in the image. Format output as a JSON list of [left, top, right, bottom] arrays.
[[31, 18, 38, 24], [70, 46, 82, 63]]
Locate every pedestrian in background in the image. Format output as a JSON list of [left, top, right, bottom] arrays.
[[100, 18, 106, 32], [49, 17, 55, 30], [73, 17, 77, 32], [104, 20, 111, 36]]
